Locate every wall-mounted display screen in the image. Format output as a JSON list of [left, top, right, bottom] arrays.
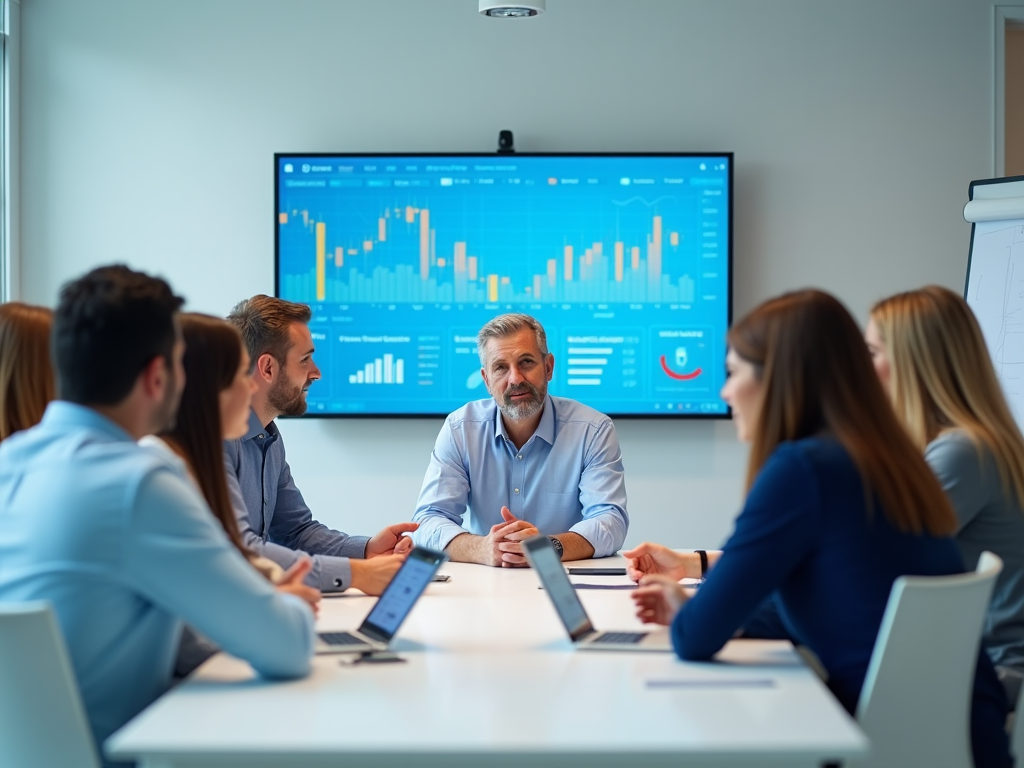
[[275, 153, 732, 417]]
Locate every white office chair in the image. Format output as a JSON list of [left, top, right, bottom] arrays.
[[0, 601, 100, 768], [850, 551, 1002, 768]]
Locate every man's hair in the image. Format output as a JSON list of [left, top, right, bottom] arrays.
[[476, 313, 549, 366], [53, 265, 184, 405], [226, 295, 311, 367]]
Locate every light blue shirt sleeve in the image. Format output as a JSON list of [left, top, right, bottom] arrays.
[[412, 416, 475, 552], [570, 418, 628, 557], [125, 466, 314, 679]]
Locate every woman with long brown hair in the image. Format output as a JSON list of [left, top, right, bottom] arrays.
[[140, 315, 320, 612], [630, 290, 1010, 767], [140, 313, 320, 675], [867, 285, 1024, 705], [0, 302, 55, 442]]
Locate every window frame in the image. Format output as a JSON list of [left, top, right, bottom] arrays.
[[0, 0, 19, 303]]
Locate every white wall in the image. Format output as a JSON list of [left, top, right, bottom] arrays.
[[18, 0, 1001, 549]]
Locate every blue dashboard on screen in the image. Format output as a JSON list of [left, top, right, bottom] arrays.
[[275, 153, 732, 417]]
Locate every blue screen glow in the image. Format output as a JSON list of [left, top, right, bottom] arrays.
[[275, 153, 732, 417]]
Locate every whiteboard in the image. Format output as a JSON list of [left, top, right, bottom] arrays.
[[964, 177, 1024, 427]]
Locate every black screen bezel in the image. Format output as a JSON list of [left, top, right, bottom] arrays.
[[358, 547, 447, 642], [522, 535, 597, 643]]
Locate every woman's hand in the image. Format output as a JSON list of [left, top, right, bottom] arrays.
[[631, 574, 690, 626], [622, 542, 693, 582], [276, 558, 322, 617]]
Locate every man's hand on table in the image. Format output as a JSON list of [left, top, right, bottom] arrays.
[[350, 553, 408, 595], [366, 522, 419, 558], [496, 507, 541, 567], [445, 507, 538, 567]]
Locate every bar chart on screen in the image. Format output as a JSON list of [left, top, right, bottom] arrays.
[[348, 354, 406, 385], [279, 206, 702, 306]]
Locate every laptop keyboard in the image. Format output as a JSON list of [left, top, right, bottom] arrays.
[[319, 632, 366, 646], [591, 631, 648, 644]]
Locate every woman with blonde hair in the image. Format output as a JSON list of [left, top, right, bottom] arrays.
[[0, 302, 55, 442], [867, 285, 1024, 705], [631, 289, 1011, 767]]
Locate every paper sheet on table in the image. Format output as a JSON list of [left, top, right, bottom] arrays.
[[538, 577, 703, 591]]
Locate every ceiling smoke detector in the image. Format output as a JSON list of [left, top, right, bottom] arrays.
[[479, 1, 545, 17]]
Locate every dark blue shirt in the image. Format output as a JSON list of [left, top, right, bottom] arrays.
[[674, 437, 1010, 768]]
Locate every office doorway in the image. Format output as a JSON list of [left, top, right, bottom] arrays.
[[998, 9, 1024, 177], [1008, 23, 1024, 176]]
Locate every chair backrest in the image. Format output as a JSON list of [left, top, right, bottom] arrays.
[[852, 551, 1003, 768], [0, 601, 100, 768], [1011, 682, 1024, 762]]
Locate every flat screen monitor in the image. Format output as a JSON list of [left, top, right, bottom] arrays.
[[275, 152, 733, 417]]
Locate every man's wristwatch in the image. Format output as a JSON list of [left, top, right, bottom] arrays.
[[549, 536, 564, 560]]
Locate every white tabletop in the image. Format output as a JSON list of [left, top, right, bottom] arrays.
[[107, 557, 867, 768]]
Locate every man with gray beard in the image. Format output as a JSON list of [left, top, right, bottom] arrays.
[[412, 313, 629, 566]]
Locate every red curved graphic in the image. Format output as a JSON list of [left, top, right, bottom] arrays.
[[660, 355, 702, 381]]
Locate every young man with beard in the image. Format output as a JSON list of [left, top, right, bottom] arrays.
[[224, 295, 417, 595], [412, 313, 629, 566], [0, 267, 314, 764]]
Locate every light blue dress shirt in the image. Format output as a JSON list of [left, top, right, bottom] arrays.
[[0, 403, 314, 767], [412, 395, 628, 556]]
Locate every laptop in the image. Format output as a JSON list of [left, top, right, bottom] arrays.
[[522, 535, 673, 652], [315, 547, 447, 654]]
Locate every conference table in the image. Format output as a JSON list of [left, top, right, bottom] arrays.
[[106, 556, 868, 768]]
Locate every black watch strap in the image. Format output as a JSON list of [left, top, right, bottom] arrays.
[[549, 536, 564, 559], [695, 549, 709, 578]]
